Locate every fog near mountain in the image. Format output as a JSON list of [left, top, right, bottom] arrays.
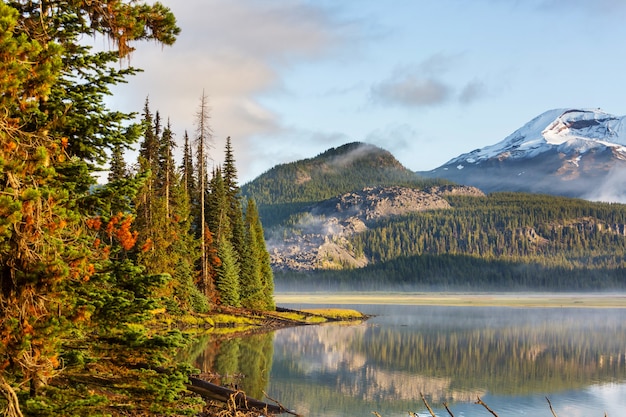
[[325, 143, 382, 170], [583, 166, 626, 203], [266, 185, 480, 271]]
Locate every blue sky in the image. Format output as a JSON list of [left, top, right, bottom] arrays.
[[109, 0, 626, 183]]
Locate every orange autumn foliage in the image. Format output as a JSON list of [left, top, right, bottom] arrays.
[[105, 212, 138, 251], [140, 238, 153, 253], [85, 216, 102, 231]]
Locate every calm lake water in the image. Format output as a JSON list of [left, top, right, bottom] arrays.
[[191, 299, 626, 417]]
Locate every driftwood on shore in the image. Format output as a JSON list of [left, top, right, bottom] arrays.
[[187, 375, 299, 416], [409, 394, 609, 417]]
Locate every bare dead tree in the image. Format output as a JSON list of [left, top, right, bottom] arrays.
[[443, 401, 456, 417], [546, 397, 558, 417], [475, 396, 499, 417], [419, 392, 437, 417]]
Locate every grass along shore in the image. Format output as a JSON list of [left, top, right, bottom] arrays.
[[275, 291, 626, 308]]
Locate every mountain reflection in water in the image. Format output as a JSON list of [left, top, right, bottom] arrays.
[[190, 304, 626, 417]]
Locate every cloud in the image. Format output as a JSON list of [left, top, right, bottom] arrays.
[[106, 0, 360, 182], [582, 166, 626, 203], [369, 55, 487, 108], [169, 0, 343, 64], [370, 73, 451, 107], [459, 80, 487, 104], [365, 124, 416, 152]]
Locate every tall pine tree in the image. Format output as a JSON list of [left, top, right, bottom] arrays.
[[245, 198, 275, 310], [194, 92, 213, 299]]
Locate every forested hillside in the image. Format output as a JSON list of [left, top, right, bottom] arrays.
[[242, 142, 448, 228], [248, 142, 626, 290], [274, 192, 626, 290]]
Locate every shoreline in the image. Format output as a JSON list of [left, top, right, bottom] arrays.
[[274, 291, 626, 308]]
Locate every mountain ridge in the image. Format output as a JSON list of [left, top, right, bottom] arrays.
[[420, 108, 626, 202], [242, 142, 443, 207], [241, 124, 626, 291]]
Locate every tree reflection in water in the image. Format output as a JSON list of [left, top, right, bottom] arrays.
[[187, 333, 274, 401], [186, 306, 626, 417]]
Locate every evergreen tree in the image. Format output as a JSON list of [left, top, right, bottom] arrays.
[[223, 136, 239, 202], [158, 119, 176, 219], [215, 234, 241, 307], [134, 99, 160, 271], [165, 173, 205, 313], [207, 167, 229, 243], [180, 130, 196, 204], [108, 143, 128, 182], [221, 138, 253, 303], [139, 98, 159, 173], [246, 199, 276, 310], [0, 1, 179, 412], [241, 199, 265, 309]]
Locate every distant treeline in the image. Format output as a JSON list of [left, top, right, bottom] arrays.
[[275, 255, 626, 291], [275, 193, 626, 290]]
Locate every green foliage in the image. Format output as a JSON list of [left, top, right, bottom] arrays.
[[274, 192, 626, 290], [188, 332, 274, 401], [23, 387, 109, 417], [352, 193, 626, 268], [215, 236, 241, 307], [1, 1, 281, 414], [242, 142, 448, 227]]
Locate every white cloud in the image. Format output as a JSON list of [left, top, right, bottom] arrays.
[[369, 55, 488, 108], [107, 0, 359, 181]]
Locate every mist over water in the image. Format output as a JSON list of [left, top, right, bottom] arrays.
[[190, 298, 626, 417], [271, 304, 626, 416]]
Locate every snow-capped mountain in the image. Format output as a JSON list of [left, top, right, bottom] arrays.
[[420, 108, 626, 203]]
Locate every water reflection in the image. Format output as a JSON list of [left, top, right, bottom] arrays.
[[190, 333, 274, 400], [190, 305, 626, 417]]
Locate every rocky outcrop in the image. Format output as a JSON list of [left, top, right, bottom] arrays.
[[268, 185, 484, 271]]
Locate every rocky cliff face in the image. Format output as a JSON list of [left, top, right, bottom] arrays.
[[268, 185, 483, 271]]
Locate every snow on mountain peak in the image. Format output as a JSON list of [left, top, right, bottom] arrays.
[[448, 108, 626, 165], [542, 109, 626, 145]]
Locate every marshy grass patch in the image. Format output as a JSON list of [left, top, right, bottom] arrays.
[[302, 308, 365, 321]]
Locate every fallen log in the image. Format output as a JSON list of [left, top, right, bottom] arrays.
[[188, 376, 299, 416]]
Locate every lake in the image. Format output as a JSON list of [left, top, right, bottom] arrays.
[[191, 294, 626, 417]]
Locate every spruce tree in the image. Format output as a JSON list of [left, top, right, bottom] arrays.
[[158, 119, 176, 219], [246, 198, 276, 310], [0, 1, 179, 413], [222, 138, 254, 304], [108, 143, 128, 183], [207, 168, 229, 243], [215, 234, 241, 307], [180, 131, 196, 206], [241, 199, 265, 309]]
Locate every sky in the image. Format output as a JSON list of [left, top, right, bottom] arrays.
[[107, 0, 626, 184]]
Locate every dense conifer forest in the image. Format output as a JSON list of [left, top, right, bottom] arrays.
[[0, 2, 275, 415], [2, 1, 625, 415], [274, 192, 626, 290]]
